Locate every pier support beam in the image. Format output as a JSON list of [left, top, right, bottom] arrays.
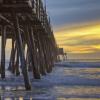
[[40, 35, 51, 73], [24, 24, 41, 79], [15, 49, 20, 76], [1, 26, 6, 79], [44, 38, 53, 73], [34, 31, 46, 75], [12, 13, 31, 90], [8, 39, 16, 73]]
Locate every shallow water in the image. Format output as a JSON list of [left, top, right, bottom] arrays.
[[0, 62, 100, 100]]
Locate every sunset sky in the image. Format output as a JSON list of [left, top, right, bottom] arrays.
[[0, 0, 100, 60], [46, 0, 100, 59]]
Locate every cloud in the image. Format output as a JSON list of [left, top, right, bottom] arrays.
[[1, 1, 100, 60], [54, 23, 100, 58], [47, 0, 100, 28]]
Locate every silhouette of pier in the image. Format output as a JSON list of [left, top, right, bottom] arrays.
[[0, 0, 57, 90]]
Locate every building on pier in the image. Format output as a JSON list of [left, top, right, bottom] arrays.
[[57, 48, 67, 61]]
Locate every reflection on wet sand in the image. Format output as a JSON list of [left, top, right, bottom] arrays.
[[3, 97, 33, 100], [63, 68, 100, 79], [57, 98, 100, 100], [0, 62, 100, 99], [54, 86, 100, 95]]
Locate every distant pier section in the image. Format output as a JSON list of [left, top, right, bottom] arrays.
[[57, 48, 67, 61], [0, 0, 58, 90]]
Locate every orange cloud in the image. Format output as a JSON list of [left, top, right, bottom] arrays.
[[54, 22, 100, 58]]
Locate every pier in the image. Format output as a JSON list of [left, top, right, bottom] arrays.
[[0, 0, 57, 90]]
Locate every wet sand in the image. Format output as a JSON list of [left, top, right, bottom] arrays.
[[0, 62, 100, 100]]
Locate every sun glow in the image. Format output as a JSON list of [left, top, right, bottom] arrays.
[[55, 22, 100, 56]]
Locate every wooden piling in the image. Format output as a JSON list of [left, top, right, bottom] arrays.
[[15, 49, 20, 76], [1, 25, 6, 79], [8, 39, 16, 73], [40, 35, 51, 73], [12, 13, 31, 90], [26, 49, 32, 72], [33, 31, 46, 75], [24, 23, 41, 79]]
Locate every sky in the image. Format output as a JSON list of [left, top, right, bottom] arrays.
[[46, 0, 100, 59], [0, 0, 100, 60]]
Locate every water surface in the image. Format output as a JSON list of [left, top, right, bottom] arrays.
[[0, 62, 100, 100]]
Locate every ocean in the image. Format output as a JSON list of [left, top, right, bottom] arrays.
[[0, 61, 100, 100]]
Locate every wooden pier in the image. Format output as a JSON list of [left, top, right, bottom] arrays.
[[57, 48, 67, 61], [0, 0, 57, 90]]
